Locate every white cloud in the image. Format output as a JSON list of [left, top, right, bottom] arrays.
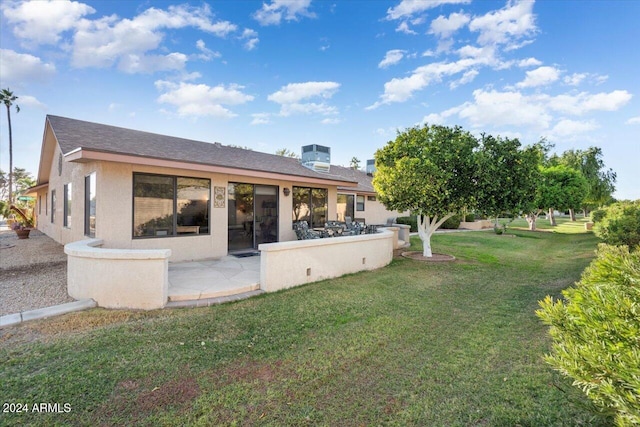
[[195, 40, 221, 61], [70, 4, 236, 72], [549, 119, 598, 138], [547, 90, 632, 115], [386, 0, 471, 20], [321, 118, 341, 125], [518, 57, 542, 68], [626, 116, 640, 125], [241, 29, 259, 50], [379, 49, 406, 69], [155, 81, 254, 118], [18, 95, 47, 110], [429, 12, 470, 38], [268, 81, 339, 104], [516, 66, 560, 88], [0, 49, 56, 84], [268, 81, 340, 117], [468, 0, 537, 48], [1, 0, 95, 45], [251, 113, 271, 125], [422, 113, 446, 125], [396, 21, 417, 35], [253, 0, 315, 26], [449, 69, 478, 89]]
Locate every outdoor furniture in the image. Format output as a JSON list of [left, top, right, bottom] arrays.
[[293, 221, 322, 240]]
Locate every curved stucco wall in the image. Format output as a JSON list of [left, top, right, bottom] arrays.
[[258, 229, 394, 292], [65, 239, 171, 309]]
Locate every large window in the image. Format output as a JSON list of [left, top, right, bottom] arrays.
[[64, 183, 72, 228], [337, 194, 354, 221], [292, 186, 327, 228], [133, 173, 210, 238], [85, 173, 96, 237]]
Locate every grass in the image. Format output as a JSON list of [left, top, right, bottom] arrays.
[[501, 215, 592, 234], [0, 227, 610, 426]]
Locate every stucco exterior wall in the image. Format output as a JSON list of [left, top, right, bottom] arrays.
[[37, 148, 344, 262], [65, 239, 170, 309], [259, 229, 394, 292], [337, 191, 408, 225]]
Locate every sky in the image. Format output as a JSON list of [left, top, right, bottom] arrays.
[[0, 0, 639, 200]]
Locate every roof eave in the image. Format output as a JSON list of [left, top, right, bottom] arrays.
[[66, 148, 358, 187]]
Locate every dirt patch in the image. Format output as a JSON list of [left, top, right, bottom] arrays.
[[401, 251, 456, 262]]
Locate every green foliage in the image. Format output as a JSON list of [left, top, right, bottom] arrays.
[[441, 214, 461, 229], [395, 215, 417, 232], [537, 245, 640, 426], [591, 208, 607, 223], [464, 213, 476, 222], [476, 135, 541, 219], [373, 124, 478, 218], [538, 165, 589, 212], [593, 201, 640, 250]]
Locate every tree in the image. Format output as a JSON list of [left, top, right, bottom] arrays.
[[538, 165, 588, 226], [476, 135, 541, 225], [275, 148, 299, 159], [549, 147, 616, 216], [349, 157, 361, 170], [1, 88, 20, 205], [593, 200, 640, 250], [537, 244, 640, 426], [373, 124, 478, 257]]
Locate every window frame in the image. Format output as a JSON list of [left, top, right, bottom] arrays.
[[85, 173, 96, 237], [132, 172, 211, 239], [63, 183, 72, 228], [356, 195, 365, 212], [292, 186, 328, 229]]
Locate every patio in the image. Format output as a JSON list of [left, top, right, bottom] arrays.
[[167, 255, 261, 302]]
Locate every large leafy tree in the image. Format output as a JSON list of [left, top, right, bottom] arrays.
[[1, 88, 20, 205], [538, 165, 588, 226], [476, 135, 541, 224], [549, 147, 616, 216], [373, 124, 478, 257]]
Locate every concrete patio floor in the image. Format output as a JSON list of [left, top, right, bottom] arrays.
[[168, 255, 261, 302]]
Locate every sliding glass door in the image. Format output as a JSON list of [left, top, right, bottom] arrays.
[[228, 183, 278, 252]]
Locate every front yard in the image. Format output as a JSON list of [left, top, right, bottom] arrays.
[[0, 226, 611, 426]]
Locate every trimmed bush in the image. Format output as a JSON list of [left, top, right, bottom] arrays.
[[464, 213, 476, 222], [591, 208, 607, 223], [537, 244, 640, 426], [395, 216, 417, 232], [593, 201, 640, 250], [441, 214, 461, 229]]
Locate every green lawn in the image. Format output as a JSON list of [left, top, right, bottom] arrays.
[[505, 215, 591, 234], [0, 228, 610, 426]]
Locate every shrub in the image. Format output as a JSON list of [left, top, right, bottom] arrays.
[[395, 216, 417, 232], [441, 214, 461, 229], [537, 244, 640, 426], [591, 208, 607, 223], [464, 213, 476, 222], [593, 201, 640, 250]]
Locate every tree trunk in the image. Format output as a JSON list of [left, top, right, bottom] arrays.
[[526, 211, 539, 231], [417, 213, 454, 257], [6, 105, 13, 205], [548, 208, 557, 226], [569, 208, 576, 221]]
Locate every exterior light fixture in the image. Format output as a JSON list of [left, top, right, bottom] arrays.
[[283, 187, 291, 196]]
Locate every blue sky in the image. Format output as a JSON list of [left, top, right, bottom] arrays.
[[1, 0, 638, 200]]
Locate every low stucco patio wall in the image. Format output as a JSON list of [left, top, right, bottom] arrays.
[[65, 239, 171, 310], [258, 229, 394, 293], [459, 220, 494, 230]]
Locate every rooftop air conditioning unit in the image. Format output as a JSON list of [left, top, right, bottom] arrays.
[[301, 144, 331, 173]]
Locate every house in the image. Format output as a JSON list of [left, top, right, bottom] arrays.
[[30, 115, 405, 263]]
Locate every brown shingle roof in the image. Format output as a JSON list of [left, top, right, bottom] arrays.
[[331, 165, 376, 194], [47, 115, 356, 184]]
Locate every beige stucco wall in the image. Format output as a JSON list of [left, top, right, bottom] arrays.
[[258, 229, 394, 292], [337, 191, 408, 225], [37, 145, 343, 262], [65, 239, 170, 309]]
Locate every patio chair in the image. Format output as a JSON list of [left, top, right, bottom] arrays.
[[293, 221, 321, 240]]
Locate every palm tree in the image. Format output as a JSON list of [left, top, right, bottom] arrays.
[[1, 88, 20, 205]]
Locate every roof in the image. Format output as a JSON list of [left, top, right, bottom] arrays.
[[331, 165, 376, 194], [44, 115, 356, 186]]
